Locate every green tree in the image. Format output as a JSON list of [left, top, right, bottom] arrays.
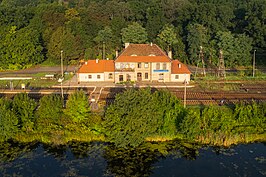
[[121, 22, 148, 44], [47, 26, 83, 64], [145, 0, 166, 41], [157, 24, 178, 53], [12, 93, 37, 131], [0, 98, 18, 142], [103, 88, 184, 147], [215, 31, 252, 67], [187, 23, 210, 64], [35, 94, 63, 131], [94, 26, 116, 59], [153, 90, 185, 136], [103, 88, 162, 147], [0, 26, 44, 70], [157, 24, 187, 61], [64, 90, 90, 123], [244, 0, 266, 49]]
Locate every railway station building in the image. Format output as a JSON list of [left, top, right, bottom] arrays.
[[77, 43, 191, 83]]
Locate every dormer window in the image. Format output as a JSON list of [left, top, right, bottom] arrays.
[[131, 54, 137, 56], [149, 54, 155, 56]]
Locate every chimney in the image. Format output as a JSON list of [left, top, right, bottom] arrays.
[[85, 61, 88, 65], [178, 63, 181, 68], [150, 42, 153, 46], [96, 59, 99, 63], [106, 58, 109, 60], [115, 50, 119, 58], [125, 43, 130, 49], [168, 50, 172, 59]]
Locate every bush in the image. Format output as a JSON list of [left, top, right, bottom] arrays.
[[0, 98, 18, 142], [103, 88, 185, 147]]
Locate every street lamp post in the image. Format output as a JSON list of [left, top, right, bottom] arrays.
[[253, 50, 256, 77]]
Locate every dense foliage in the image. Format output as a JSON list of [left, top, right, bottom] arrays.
[[64, 90, 91, 122], [103, 88, 185, 147], [0, 90, 265, 147], [0, 0, 265, 69], [12, 93, 37, 131], [179, 102, 266, 145], [0, 98, 18, 142]]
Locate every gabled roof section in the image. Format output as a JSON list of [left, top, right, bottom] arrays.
[[116, 44, 171, 62], [171, 60, 191, 74], [77, 60, 114, 73]]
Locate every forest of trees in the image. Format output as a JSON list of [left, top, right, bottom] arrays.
[[0, 0, 265, 70]]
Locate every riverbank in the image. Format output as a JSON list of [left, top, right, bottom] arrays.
[[10, 125, 266, 148]]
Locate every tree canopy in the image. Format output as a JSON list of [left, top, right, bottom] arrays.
[[103, 88, 185, 147], [0, 0, 265, 69]]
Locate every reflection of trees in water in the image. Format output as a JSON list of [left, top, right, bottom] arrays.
[[68, 142, 105, 159], [0, 141, 39, 176], [167, 142, 199, 161], [104, 141, 200, 177], [0, 141, 38, 162], [60, 142, 106, 177], [42, 143, 68, 159], [104, 144, 161, 177]]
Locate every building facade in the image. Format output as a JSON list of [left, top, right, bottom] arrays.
[[77, 43, 191, 83]]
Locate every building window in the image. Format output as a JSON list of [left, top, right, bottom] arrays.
[[88, 75, 92, 79], [175, 75, 179, 79], [163, 63, 167, 70], [119, 75, 123, 82], [108, 73, 113, 79], [138, 62, 142, 68], [156, 63, 160, 70], [159, 73, 164, 80], [97, 75, 101, 79], [144, 63, 149, 68], [145, 73, 148, 79]]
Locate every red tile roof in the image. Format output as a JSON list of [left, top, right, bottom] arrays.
[[116, 56, 170, 62], [116, 43, 171, 62], [171, 60, 191, 74], [77, 60, 114, 73]]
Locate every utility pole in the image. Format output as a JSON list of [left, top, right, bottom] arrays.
[[184, 74, 187, 108], [200, 46, 206, 77], [60, 50, 64, 101], [218, 49, 226, 78], [253, 49, 256, 77], [103, 42, 106, 59], [61, 50, 64, 77]]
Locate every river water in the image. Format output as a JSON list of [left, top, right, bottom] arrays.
[[0, 142, 265, 177]]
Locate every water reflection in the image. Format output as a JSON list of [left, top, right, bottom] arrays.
[[103, 141, 201, 177], [0, 141, 265, 177]]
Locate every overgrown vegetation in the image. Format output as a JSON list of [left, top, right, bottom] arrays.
[[0, 89, 265, 148]]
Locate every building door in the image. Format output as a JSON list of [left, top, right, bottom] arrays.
[[119, 75, 123, 82], [137, 73, 142, 81], [159, 73, 164, 81], [126, 74, 131, 81]]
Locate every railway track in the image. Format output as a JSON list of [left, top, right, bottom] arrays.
[[0, 87, 265, 106]]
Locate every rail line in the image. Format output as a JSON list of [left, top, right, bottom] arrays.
[[0, 87, 265, 106]]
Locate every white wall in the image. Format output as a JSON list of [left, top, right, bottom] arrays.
[[78, 73, 105, 82], [171, 74, 190, 82]]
